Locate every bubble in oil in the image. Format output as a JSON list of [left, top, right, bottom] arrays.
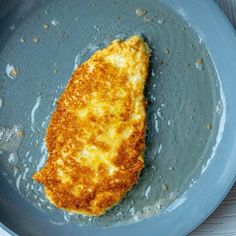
[[93, 25, 100, 31], [158, 19, 165, 24], [8, 153, 19, 166], [9, 24, 15, 30], [0, 125, 24, 153], [51, 19, 60, 26]]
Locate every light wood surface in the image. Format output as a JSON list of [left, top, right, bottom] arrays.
[[191, 183, 236, 235]]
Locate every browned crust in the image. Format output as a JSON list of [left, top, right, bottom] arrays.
[[33, 35, 150, 216]]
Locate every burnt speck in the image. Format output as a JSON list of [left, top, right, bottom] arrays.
[[164, 48, 170, 54], [207, 124, 212, 130], [162, 183, 169, 191], [195, 58, 204, 71]]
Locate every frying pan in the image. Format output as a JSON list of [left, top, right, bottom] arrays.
[[0, 0, 236, 235]]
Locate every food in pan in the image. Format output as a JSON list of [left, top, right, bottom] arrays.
[[33, 35, 150, 216]]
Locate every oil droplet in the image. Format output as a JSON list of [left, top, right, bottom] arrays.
[[20, 38, 26, 43], [143, 16, 152, 23], [23, 167, 29, 179], [5, 64, 18, 79], [157, 144, 162, 154], [156, 108, 164, 120], [164, 48, 170, 54], [129, 207, 135, 216], [41, 115, 50, 129], [43, 24, 49, 30], [195, 58, 204, 71], [51, 19, 60, 26], [135, 9, 146, 17], [0, 125, 24, 153], [153, 113, 159, 133], [0, 98, 3, 108], [144, 186, 151, 199], [53, 69, 59, 74], [30, 96, 42, 132], [10, 24, 15, 30], [13, 166, 18, 177], [8, 153, 19, 166], [168, 166, 175, 171], [158, 19, 165, 24], [73, 44, 100, 70], [93, 25, 100, 31], [53, 98, 57, 107], [33, 36, 40, 43], [36, 140, 47, 171]]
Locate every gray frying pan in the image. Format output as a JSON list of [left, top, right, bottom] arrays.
[[1, 0, 236, 235]]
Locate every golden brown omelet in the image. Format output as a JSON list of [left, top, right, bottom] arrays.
[[33, 35, 150, 216]]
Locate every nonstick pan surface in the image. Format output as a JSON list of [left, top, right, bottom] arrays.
[[0, 0, 236, 235]]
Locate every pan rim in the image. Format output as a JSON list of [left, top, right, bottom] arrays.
[[1, 0, 236, 235]]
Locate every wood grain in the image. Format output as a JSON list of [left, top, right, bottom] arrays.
[[191, 183, 236, 235], [216, 0, 236, 28]]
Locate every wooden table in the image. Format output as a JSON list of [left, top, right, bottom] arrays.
[[191, 183, 236, 235]]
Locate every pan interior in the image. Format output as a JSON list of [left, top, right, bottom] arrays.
[[0, 0, 223, 227]]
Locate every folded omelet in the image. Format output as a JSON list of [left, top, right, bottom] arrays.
[[33, 35, 150, 216]]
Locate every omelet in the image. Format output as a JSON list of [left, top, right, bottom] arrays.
[[33, 35, 150, 216]]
